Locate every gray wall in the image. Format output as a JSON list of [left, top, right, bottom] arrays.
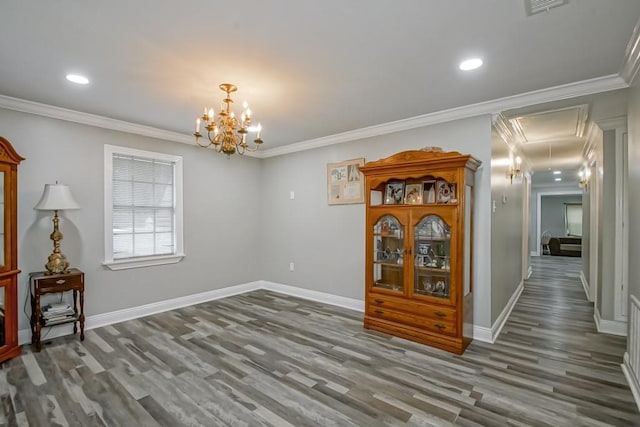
[[540, 194, 582, 238], [259, 115, 495, 328], [0, 108, 263, 332], [3, 108, 497, 333], [629, 71, 640, 343], [490, 138, 523, 324]]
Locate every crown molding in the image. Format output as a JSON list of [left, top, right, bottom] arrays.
[[0, 94, 194, 145], [621, 17, 640, 84], [582, 121, 601, 162], [492, 113, 516, 145], [0, 73, 627, 160], [597, 116, 628, 131], [259, 74, 627, 158], [491, 114, 534, 173]]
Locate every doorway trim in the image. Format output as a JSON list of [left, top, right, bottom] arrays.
[[535, 190, 582, 258]]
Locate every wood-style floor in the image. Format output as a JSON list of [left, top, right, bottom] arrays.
[[0, 256, 637, 426]]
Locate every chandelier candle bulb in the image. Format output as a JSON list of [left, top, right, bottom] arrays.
[[196, 118, 201, 133]]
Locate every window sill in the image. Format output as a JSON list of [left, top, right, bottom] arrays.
[[103, 254, 185, 271]]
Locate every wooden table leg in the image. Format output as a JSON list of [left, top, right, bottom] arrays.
[[79, 288, 85, 341], [72, 289, 78, 335], [34, 293, 41, 352]]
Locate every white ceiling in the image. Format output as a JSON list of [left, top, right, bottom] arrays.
[[0, 1, 639, 150]]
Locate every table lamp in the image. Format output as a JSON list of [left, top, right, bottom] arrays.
[[34, 183, 80, 274]]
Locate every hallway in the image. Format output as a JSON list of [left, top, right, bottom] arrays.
[[482, 255, 637, 425]]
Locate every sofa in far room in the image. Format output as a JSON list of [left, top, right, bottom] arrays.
[[548, 237, 582, 257]]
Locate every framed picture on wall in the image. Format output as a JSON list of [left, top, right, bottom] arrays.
[[327, 158, 365, 205]]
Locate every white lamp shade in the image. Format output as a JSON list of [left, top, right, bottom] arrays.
[[34, 184, 80, 211]]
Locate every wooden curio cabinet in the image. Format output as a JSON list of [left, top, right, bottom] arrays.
[[360, 150, 480, 354], [0, 137, 24, 363]]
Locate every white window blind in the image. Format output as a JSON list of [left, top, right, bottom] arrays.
[[104, 145, 184, 270], [112, 154, 175, 259], [565, 203, 582, 237]]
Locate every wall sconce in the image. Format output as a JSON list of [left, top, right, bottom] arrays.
[[507, 156, 522, 184], [578, 168, 591, 191]]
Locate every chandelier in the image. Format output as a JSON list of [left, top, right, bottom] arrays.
[[194, 83, 263, 156]]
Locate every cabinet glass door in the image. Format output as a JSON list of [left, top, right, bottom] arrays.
[[372, 215, 404, 292], [414, 215, 451, 299]]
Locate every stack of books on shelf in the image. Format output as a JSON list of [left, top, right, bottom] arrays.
[[41, 302, 75, 324]]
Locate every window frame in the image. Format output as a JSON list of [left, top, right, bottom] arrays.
[[103, 144, 184, 270]]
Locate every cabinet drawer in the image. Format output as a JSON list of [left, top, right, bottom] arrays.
[[369, 295, 456, 322], [36, 274, 83, 292], [367, 306, 457, 336]]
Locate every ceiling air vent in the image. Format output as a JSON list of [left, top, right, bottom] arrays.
[[525, 0, 568, 16]]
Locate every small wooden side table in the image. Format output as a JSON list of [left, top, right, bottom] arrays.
[[29, 269, 85, 351]]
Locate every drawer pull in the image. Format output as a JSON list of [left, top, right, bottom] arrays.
[[434, 323, 446, 330], [56, 279, 66, 285], [374, 299, 385, 304], [435, 311, 446, 318], [374, 309, 384, 315]]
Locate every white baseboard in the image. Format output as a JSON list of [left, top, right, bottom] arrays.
[[19, 279, 505, 347], [18, 281, 263, 345], [623, 352, 640, 411], [530, 250, 539, 257], [473, 280, 524, 344], [594, 307, 627, 336], [491, 280, 524, 343], [261, 281, 364, 312], [473, 326, 493, 343], [527, 266, 532, 279], [580, 270, 591, 301]]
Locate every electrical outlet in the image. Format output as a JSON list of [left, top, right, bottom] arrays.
[[289, 262, 295, 272], [290, 191, 295, 200]]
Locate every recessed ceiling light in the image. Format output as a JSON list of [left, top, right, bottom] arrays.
[[554, 178, 562, 182], [459, 58, 483, 71], [66, 74, 89, 85], [553, 171, 561, 175]]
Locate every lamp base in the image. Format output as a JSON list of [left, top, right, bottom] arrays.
[[44, 210, 71, 275], [45, 252, 70, 275]]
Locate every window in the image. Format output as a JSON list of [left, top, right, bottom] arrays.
[[104, 145, 184, 270], [565, 203, 582, 237]]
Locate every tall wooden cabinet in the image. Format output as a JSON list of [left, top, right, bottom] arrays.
[[360, 150, 480, 354], [0, 137, 23, 363]]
